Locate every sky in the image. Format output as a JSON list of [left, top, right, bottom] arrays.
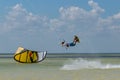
[[0, 0, 120, 53]]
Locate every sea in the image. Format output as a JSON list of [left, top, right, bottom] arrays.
[[0, 53, 120, 80]]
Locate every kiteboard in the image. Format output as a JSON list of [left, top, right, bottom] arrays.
[[14, 47, 47, 63]]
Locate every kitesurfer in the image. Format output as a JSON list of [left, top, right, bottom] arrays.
[[61, 35, 80, 49]]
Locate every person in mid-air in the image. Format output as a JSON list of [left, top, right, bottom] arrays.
[[61, 35, 80, 49]]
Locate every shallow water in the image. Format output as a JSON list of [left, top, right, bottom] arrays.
[[0, 57, 120, 80]]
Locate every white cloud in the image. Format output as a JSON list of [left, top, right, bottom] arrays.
[[113, 12, 120, 19], [51, 3, 103, 36], [50, 0, 120, 37], [1, 4, 49, 35], [88, 0, 104, 15], [59, 6, 86, 20], [0, 0, 119, 37], [97, 12, 120, 33]]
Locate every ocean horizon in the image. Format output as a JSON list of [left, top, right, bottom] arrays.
[[1, 53, 120, 58]]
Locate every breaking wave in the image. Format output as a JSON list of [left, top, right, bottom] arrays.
[[61, 58, 120, 70]]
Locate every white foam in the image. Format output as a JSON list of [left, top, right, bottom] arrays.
[[61, 58, 120, 70]]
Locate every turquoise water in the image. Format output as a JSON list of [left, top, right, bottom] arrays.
[[0, 54, 120, 80]]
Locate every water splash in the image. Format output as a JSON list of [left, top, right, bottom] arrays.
[[61, 58, 120, 70]]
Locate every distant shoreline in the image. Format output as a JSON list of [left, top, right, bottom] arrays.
[[0, 53, 120, 58]]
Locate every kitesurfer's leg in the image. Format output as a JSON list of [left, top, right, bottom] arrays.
[[65, 43, 69, 49], [66, 44, 69, 47], [70, 42, 76, 46]]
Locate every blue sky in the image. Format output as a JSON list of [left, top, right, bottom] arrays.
[[0, 0, 120, 53]]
